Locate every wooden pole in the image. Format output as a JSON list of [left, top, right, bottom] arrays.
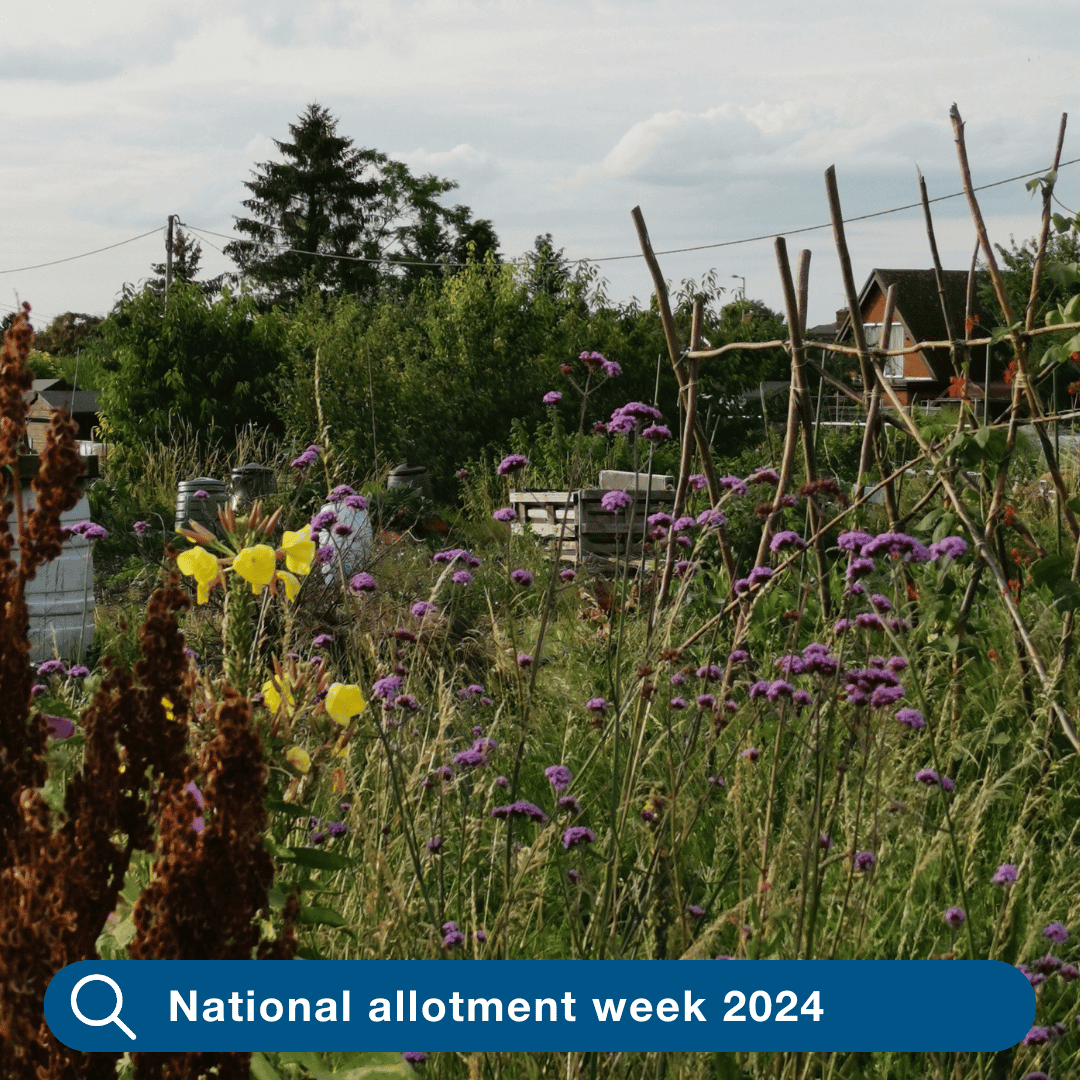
[[950, 104, 1079, 541], [824, 166, 899, 525], [631, 206, 720, 505]]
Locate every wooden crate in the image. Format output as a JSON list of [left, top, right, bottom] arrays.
[[576, 488, 676, 563], [510, 490, 579, 558]]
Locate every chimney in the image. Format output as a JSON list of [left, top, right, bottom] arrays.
[[836, 307, 848, 325]]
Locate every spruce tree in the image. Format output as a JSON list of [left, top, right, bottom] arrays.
[[225, 103, 498, 305]]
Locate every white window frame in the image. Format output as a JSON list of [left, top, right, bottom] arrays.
[[862, 323, 905, 381]]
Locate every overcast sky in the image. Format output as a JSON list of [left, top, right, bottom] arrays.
[[4, 0, 1080, 332]]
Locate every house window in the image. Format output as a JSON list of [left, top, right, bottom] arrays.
[[863, 323, 905, 381]]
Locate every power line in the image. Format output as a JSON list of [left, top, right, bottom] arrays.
[[0, 227, 163, 276], [185, 156, 1080, 268], [1, 155, 1076, 284]]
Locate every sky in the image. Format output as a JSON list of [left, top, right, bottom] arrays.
[[3, 0, 1080, 333]]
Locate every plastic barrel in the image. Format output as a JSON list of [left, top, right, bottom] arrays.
[[387, 463, 433, 501], [316, 501, 374, 588], [229, 464, 275, 512], [175, 478, 227, 536]]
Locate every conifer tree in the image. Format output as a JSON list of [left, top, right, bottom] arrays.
[[225, 103, 498, 305]]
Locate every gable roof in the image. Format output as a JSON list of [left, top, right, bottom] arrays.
[[838, 268, 992, 381]]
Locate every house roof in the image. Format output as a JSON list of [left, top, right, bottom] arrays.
[[838, 269, 992, 381], [28, 388, 100, 415]]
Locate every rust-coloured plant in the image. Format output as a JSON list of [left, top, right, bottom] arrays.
[[0, 310, 293, 1080]]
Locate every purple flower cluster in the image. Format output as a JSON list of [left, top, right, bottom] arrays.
[[491, 801, 548, 823], [562, 826, 595, 849], [769, 530, 806, 553], [543, 391, 563, 405], [349, 572, 377, 593], [510, 568, 533, 586], [747, 467, 779, 486], [497, 454, 530, 475], [860, 531, 932, 563], [291, 444, 320, 469], [600, 489, 633, 513], [844, 664, 904, 708], [493, 507, 517, 522], [545, 765, 572, 791], [433, 548, 482, 567]]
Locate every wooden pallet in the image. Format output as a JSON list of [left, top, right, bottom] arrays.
[[511, 487, 677, 564], [576, 488, 676, 562]]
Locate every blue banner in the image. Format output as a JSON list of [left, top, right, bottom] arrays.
[[46, 960, 1033, 1053]]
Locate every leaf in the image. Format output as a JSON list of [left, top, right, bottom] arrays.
[[1053, 212, 1071, 233], [1052, 580, 1080, 613], [296, 946, 323, 961], [286, 847, 353, 871], [1031, 554, 1071, 589], [990, 323, 1019, 345], [250, 1053, 283, 1080], [992, 733, 1010, 746], [1064, 294, 1080, 323], [300, 905, 349, 929], [1066, 495, 1080, 515]]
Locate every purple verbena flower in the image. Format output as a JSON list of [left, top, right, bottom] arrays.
[[452, 570, 473, 585], [944, 906, 966, 929], [412, 601, 436, 618], [641, 424, 672, 442], [770, 530, 807, 553], [349, 572, 377, 593], [491, 801, 548, 823], [719, 475, 749, 495], [543, 391, 563, 405], [510, 569, 533, 586], [1043, 922, 1069, 944], [545, 765, 572, 791], [562, 826, 596, 850], [497, 454, 530, 475], [854, 850, 876, 871], [930, 536, 969, 560], [600, 489, 633, 513], [493, 507, 517, 522], [992, 863, 1018, 884]]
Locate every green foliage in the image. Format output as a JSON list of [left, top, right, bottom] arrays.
[[89, 281, 288, 449], [224, 103, 498, 306]]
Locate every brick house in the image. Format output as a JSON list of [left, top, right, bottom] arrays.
[[834, 268, 1006, 409]]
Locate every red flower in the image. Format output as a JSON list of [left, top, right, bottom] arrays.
[[948, 375, 969, 400]]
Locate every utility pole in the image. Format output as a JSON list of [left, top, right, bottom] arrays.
[[165, 214, 175, 311]]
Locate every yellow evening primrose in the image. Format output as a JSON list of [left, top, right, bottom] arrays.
[[325, 682, 367, 725], [233, 544, 276, 594], [281, 525, 316, 576], [278, 570, 301, 602], [162, 696, 175, 721], [285, 747, 311, 774], [262, 678, 296, 714], [176, 546, 221, 604]]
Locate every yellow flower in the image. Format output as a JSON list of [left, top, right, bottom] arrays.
[[278, 570, 301, 602], [325, 682, 367, 725], [285, 747, 311, 774], [176, 546, 222, 604], [281, 525, 316, 576], [162, 696, 175, 720], [262, 678, 295, 714], [233, 544, 276, 594]]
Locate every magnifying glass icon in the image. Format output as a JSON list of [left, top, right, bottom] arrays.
[[70, 974, 136, 1040]]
